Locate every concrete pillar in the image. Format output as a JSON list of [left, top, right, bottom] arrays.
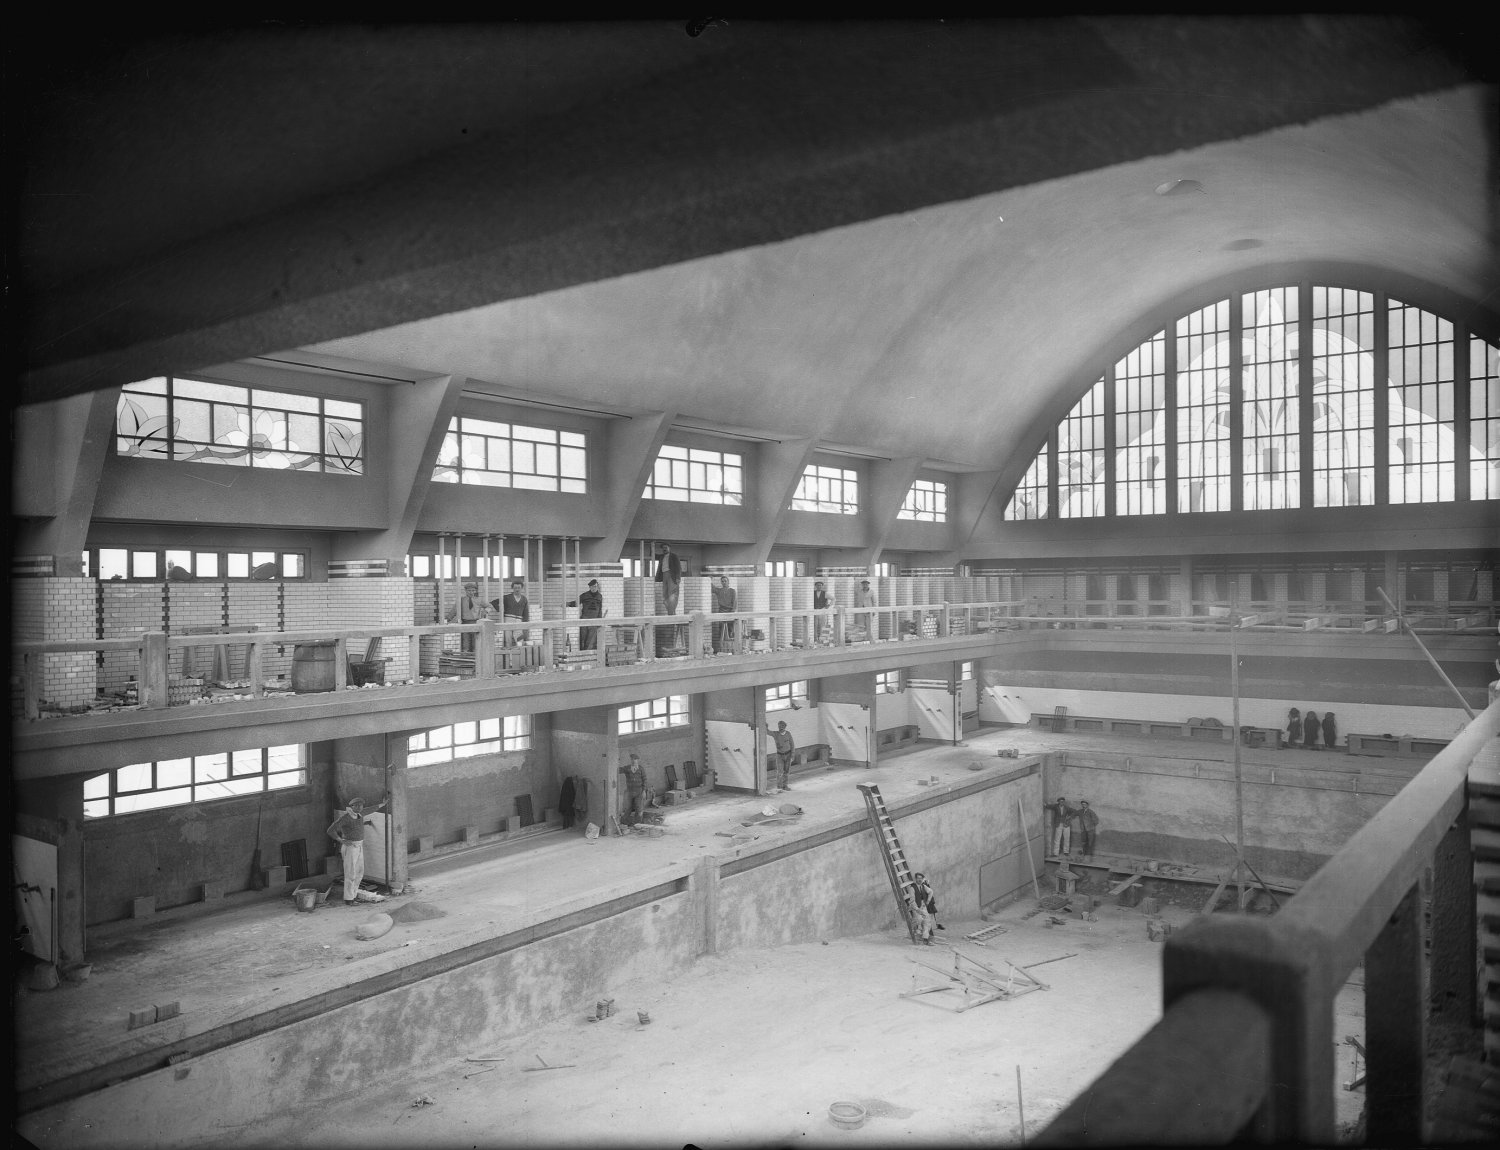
[[385, 735, 411, 893], [693, 855, 720, 956], [14, 780, 86, 967], [1384, 551, 1402, 607]]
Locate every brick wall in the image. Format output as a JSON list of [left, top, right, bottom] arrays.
[[13, 578, 97, 710]]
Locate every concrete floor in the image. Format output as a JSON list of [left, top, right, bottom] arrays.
[[161, 900, 1370, 1149], [15, 726, 1376, 1148]]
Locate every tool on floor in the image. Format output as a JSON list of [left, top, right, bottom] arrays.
[[1017, 1065, 1027, 1149], [249, 796, 266, 890], [523, 1055, 576, 1072], [857, 783, 919, 943], [1022, 952, 1076, 970]]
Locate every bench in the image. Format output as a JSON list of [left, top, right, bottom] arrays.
[[876, 725, 921, 751], [1346, 733, 1450, 758], [765, 743, 833, 772]]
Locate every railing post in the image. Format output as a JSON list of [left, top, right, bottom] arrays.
[[1365, 882, 1426, 1143], [1163, 916, 1336, 1143], [1428, 810, 1477, 1026], [832, 607, 845, 647], [23, 652, 41, 719], [409, 632, 423, 684], [643, 620, 655, 662], [688, 612, 704, 657], [333, 638, 348, 689], [249, 640, 264, 698], [541, 623, 555, 670], [476, 620, 495, 678], [141, 632, 169, 709], [938, 603, 950, 637]]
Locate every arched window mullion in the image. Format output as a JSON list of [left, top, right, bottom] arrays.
[[1164, 326, 1178, 514], [1297, 278, 1315, 509], [1229, 299, 1245, 512], [1454, 328, 1471, 502], [1045, 425, 1059, 520], [1103, 363, 1117, 518], [1373, 293, 1390, 504]]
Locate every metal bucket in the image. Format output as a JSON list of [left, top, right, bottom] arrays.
[[294, 888, 318, 913]]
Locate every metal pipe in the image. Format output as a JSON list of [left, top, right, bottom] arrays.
[[1231, 614, 1244, 907], [1376, 586, 1477, 718]]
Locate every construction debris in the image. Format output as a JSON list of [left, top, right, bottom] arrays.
[[900, 946, 1047, 1013], [965, 923, 1009, 943]]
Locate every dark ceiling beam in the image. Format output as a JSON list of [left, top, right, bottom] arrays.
[[13, 18, 1483, 407]]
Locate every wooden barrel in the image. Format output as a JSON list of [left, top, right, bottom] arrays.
[[290, 641, 337, 693]]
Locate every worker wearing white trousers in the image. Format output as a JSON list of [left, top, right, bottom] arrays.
[[1048, 797, 1076, 856], [327, 796, 388, 906]]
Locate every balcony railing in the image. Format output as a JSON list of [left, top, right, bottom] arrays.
[[1036, 695, 1500, 1146], [13, 596, 1495, 721]]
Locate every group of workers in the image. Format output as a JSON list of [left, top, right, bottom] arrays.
[[1287, 707, 1338, 750], [1045, 796, 1099, 859]]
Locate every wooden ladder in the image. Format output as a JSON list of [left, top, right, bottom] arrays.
[[858, 784, 919, 943]]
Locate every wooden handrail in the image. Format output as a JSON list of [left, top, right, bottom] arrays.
[[1276, 697, 1500, 984], [1035, 988, 1271, 1146], [1044, 697, 1500, 1146]]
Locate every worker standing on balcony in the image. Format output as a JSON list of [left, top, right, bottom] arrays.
[[447, 583, 488, 654], [711, 575, 737, 653], [575, 579, 604, 651], [1285, 707, 1303, 749], [654, 545, 682, 615], [495, 579, 530, 648]]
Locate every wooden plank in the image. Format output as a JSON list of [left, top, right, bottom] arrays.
[[1108, 870, 1145, 896], [1201, 873, 1230, 915]]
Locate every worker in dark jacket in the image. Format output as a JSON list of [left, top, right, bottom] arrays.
[[909, 872, 940, 943], [1321, 710, 1339, 752], [1303, 708, 1321, 750], [1286, 707, 1303, 749], [1075, 800, 1100, 858], [576, 579, 604, 651]]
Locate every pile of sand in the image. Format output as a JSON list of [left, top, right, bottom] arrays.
[[387, 900, 447, 923]]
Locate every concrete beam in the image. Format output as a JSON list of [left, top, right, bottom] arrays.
[[331, 374, 466, 569], [585, 410, 676, 564], [12, 389, 120, 573], [852, 456, 923, 570]]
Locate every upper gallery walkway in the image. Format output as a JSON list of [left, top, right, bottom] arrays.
[[13, 596, 1496, 779]]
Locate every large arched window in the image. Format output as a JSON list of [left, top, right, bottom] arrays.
[[1005, 283, 1499, 519]]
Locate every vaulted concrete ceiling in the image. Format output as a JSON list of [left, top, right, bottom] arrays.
[[306, 85, 1496, 478], [15, 18, 1497, 489]]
